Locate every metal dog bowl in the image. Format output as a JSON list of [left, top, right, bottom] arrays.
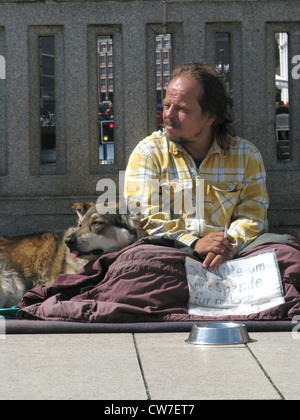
[[185, 322, 251, 345]]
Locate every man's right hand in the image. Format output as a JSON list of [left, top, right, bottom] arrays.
[[193, 232, 236, 270]]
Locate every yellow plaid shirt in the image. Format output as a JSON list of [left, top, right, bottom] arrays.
[[124, 131, 269, 256]]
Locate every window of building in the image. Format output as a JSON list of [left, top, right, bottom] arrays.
[[215, 32, 230, 89], [275, 32, 290, 160], [156, 34, 172, 130], [97, 35, 114, 164], [40, 36, 56, 165]]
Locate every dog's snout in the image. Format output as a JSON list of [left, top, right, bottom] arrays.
[[65, 233, 77, 249]]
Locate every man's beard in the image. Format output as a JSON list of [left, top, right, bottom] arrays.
[[164, 120, 190, 145], [165, 132, 191, 146]]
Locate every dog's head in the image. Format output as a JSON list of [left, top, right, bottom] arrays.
[[65, 202, 146, 260]]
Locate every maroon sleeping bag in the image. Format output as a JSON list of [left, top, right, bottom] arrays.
[[18, 235, 300, 323]]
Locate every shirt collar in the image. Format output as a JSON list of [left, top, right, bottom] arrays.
[[207, 139, 227, 157], [168, 136, 227, 158]]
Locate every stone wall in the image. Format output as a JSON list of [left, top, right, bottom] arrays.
[[0, 0, 299, 234]]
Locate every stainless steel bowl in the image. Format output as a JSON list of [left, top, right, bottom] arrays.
[[185, 322, 251, 345]]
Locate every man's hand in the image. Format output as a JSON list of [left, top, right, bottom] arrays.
[[193, 232, 236, 270]]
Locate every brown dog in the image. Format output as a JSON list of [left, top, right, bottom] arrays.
[[0, 202, 145, 308], [0, 228, 86, 308]]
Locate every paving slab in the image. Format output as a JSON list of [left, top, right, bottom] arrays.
[[0, 334, 146, 400], [1, 331, 296, 400], [248, 332, 300, 400], [134, 332, 281, 400]]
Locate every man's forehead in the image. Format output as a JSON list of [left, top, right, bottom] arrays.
[[167, 77, 201, 95], [164, 77, 201, 102]]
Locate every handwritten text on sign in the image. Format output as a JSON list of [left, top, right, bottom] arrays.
[[185, 249, 285, 316]]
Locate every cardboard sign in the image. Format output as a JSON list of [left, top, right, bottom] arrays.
[[185, 249, 285, 316]]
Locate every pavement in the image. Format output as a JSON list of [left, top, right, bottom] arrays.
[[0, 330, 299, 400], [1, 227, 300, 401]]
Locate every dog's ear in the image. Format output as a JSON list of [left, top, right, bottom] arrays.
[[72, 202, 95, 220]]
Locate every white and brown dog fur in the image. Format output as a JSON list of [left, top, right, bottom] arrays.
[[0, 202, 145, 307]]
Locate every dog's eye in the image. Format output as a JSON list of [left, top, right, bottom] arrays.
[[91, 220, 104, 226]]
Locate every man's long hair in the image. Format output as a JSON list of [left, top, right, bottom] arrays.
[[170, 62, 235, 151]]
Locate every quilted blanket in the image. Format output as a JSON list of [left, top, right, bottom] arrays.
[[18, 235, 300, 323]]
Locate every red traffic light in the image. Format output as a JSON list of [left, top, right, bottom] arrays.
[[101, 120, 114, 143]]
